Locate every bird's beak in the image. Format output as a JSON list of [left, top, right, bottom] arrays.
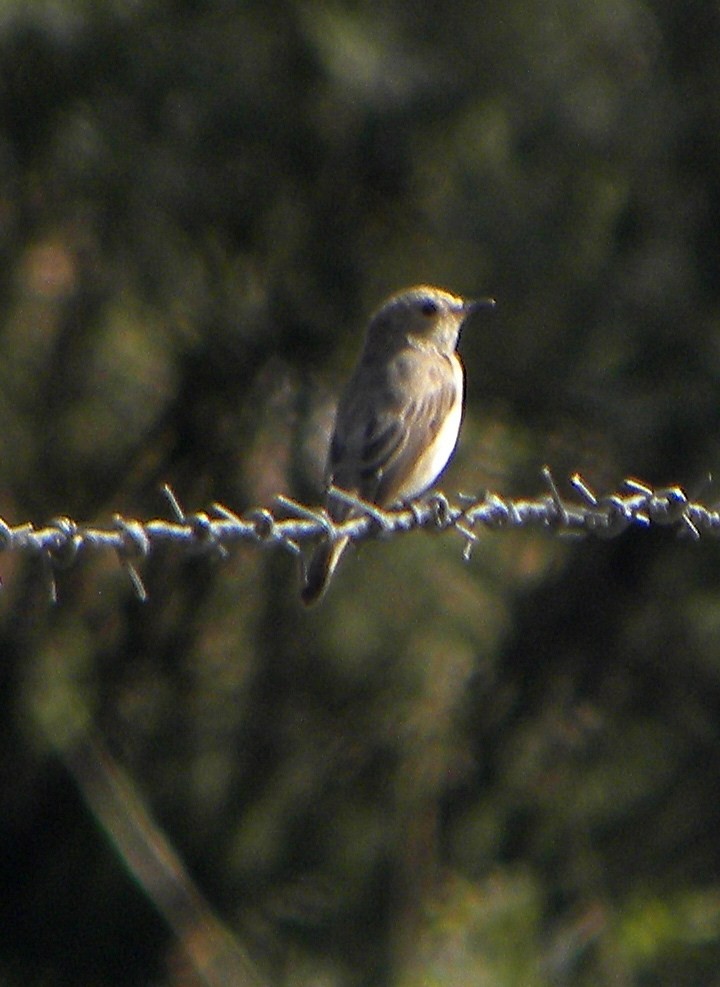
[[464, 296, 496, 316]]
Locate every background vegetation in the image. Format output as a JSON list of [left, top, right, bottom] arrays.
[[1, 1, 720, 984]]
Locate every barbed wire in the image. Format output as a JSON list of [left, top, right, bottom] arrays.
[[0, 469, 716, 602]]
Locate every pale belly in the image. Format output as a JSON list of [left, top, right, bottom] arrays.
[[395, 372, 464, 501]]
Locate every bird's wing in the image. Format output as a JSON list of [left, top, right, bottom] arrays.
[[326, 351, 461, 511]]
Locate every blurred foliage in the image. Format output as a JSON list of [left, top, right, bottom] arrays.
[[1, 0, 720, 984]]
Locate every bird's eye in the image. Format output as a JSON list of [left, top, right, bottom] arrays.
[[420, 299, 438, 317]]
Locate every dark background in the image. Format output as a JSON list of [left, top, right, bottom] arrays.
[[1, 1, 720, 985]]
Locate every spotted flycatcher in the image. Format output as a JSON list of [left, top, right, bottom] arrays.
[[301, 284, 495, 605]]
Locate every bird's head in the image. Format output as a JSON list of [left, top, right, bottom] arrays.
[[366, 284, 495, 356]]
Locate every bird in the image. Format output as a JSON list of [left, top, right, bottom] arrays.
[[301, 284, 495, 605]]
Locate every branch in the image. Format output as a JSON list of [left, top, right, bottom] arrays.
[[61, 733, 266, 987], [0, 471, 714, 601]]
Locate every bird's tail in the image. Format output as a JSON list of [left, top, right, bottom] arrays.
[[301, 535, 349, 606]]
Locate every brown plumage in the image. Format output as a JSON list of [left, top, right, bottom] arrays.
[[302, 285, 494, 605]]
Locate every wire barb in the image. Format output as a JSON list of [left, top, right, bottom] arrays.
[[162, 484, 186, 523], [326, 486, 394, 531], [0, 471, 713, 600], [113, 515, 151, 601], [541, 465, 570, 526]]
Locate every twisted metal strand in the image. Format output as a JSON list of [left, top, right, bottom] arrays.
[[0, 470, 714, 600]]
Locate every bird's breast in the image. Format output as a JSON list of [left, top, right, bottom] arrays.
[[394, 357, 464, 501]]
